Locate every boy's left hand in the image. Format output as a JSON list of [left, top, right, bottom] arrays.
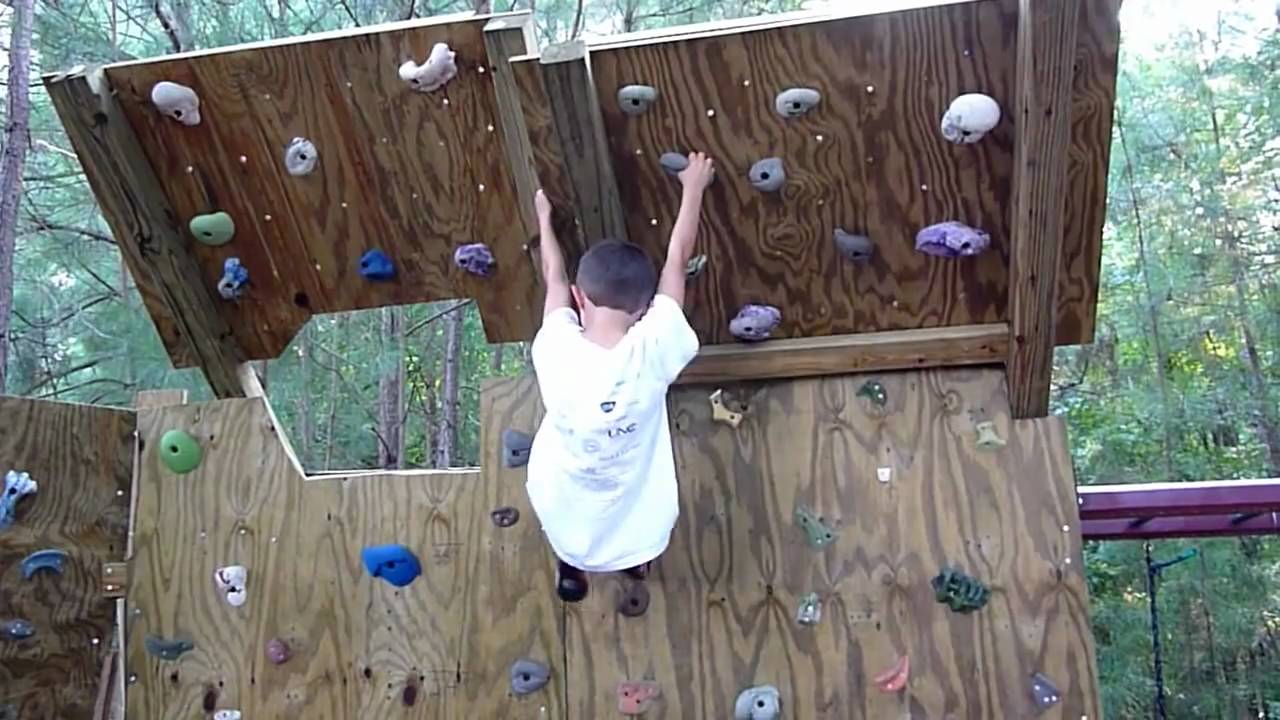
[[534, 189, 553, 222], [678, 152, 716, 192]]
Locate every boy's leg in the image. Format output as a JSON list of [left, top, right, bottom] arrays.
[[556, 559, 589, 602]]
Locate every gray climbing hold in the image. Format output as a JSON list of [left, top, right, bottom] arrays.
[[774, 87, 821, 118], [510, 658, 551, 696], [399, 42, 458, 93], [659, 152, 688, 176], [1, 619, 34, 641], [730, 304, 781, 342], [618, 581, 650, 618], [21, 548, 68, 580], [834, 229, 874, 263], [151, 81, 201, 125], [916, 221, 991, 258], [1030, 672, 1061, 713], [145, 634, 194, 661], [748, 158, 785, 193], [284, 137, 318, 176], [734, 685, 781, 720], [1, 469, 37, 532], [795, 506, 838, 549], [502, 429, 532, 468], [796, 592, 822, 625], [617, 85, 658, 115]]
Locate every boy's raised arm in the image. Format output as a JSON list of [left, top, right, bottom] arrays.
[[657, 152, 716, 307], [535, 189, 572, 317]]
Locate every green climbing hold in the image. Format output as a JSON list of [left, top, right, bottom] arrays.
[[931, 566, 990, 613], [189, 212, 236, 246], [857, 380, 888, 408], [794, 506, 838, 549], [158, 429, 202, 474]]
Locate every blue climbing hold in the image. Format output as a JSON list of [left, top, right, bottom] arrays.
[[21, 549, 68, 580], [1, 470, 37, 532], [361, 544, 421, 587], [359, 250, 396, 281], [1, 619, 34, 641], [218, 257, 249, 300]]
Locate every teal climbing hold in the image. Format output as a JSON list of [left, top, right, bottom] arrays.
[[145, 634, 194, 660], [158, 430, 202, 474], [857, 380, 888, 408], [931, 566, 990, 613], [794, 506, 837, 549], [189, 212, 236, 246]]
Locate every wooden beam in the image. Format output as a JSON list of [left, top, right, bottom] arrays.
[[539, 40, 628, 245], [484, 14, 540, 237], [43, 67, 250, 398], [1006, 0, 1081, 418], [674, 324, 1008, 386], [101, 562, 128, 598]]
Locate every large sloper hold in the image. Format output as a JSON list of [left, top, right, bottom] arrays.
[[748, 158, 785, 193], [510, 658, 551, 695], [617, 84, 658, 115], [940, 93, 1002, 144], [915, 221, 991, 258], [730, 304, 781, 342], [774, 87, 821, 118], [150, 81, 200, 125], [502, 429, 533, 468], [733, 685, 781, 719], [361, 544, 422, 587]]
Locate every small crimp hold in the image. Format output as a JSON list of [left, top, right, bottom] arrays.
[[454, 243, 496, 278], [795, 506, 838, 549], [941, 93, 1002, 144], [733, 685, 781, 720], [145, 634, 194, 660], [491, 506, 520, 528], [709, 389, 743, 428], [685, 254, 707, 279], [915, 221, 991, 258], [730, 304, 781, 342], [931, 566, 990, 613], [774, 87, 821, 118], [502, 429, 532, 468], [617, 581, 650, 618], [796, 592, 822, 625], [399, 42, 458, 92], [1, 619, 34, 641], [212, 711, 242, 720], [617, 680, 661, 715], [217, 257, 249, 300], [284, 137, 319, 176], [266, 638, 291, 665], [617, 85, 658, 115], [659, 152, 688, 176], [189, 212, 235, 246], [834, 228, 874, 263], [158, 429, 203, 474], [150, 81, 201, 125], [1, 470, 37, 532], [214, 565, 248, 607], [873, 655, 910, 693], [975, 421, 1007, 450], [21, 549, 68, 580], [857, 380, 887, 408], [748, 158, 785, 193], [510, 657, 551, 696], [1030, 671, 1061, 713], [361, 544, 422, 587], [358, 249, 396, 281]]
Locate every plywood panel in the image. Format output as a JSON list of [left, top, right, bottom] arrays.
[[104, 12, 540, 363], [0, 397, 135, 718]]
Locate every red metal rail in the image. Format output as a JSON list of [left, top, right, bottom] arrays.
[[1078, 479, 1280, 540]]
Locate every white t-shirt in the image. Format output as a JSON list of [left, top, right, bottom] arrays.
[[525, 294, 700, 572]]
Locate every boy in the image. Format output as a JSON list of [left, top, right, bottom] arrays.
[[526, 152, 716, 602]]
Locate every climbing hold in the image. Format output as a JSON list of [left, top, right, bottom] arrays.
[[361, 544, 422, 587], [709, 389, 743, 428], [203, 687, 219, 712], [266, 638, 291, 665], [730, 304, 781, 342], [158, 429, 202, 474], [502, 429, 533, 468], [150, 81, 201, 125], [617, 681, 661, 715], [1, 470, 37, 531], [1029, 672, 1061, 712], [872, 655, 910, 693], [931, 566, 990, 613], [617, 581, 650, 618], [358, 250, 396, 281], [659, 152, 688, 176], [21, 549, 68, 580], [834, 229, 874, 263], [399, 42, 458, 92], [857, 380, 887, 409], [748, 157, 786, 193], [189, 212, 235, 246], [214, 565, 248, 607], [940, 93, 1002, 144], [685, 254, 707, 279], [915, 221, 991, 258], [617, 85, 658, 115], [509, 658, 551, 696], [491, 506, 520, 528], [795, 592, 822, 625], [284, 137, 318, 176], [733, 685, 781, 720], [402, 682, 419, 707], [0, 704, 16, 720], [212, 711, 242, 720], [454, 243, 496, 278], [795, 506, 838, 549], [217, 257, 249, 300], [144, 634, 194, 660], [774, 87, 822, 118], [975, 421, 1007, 450], [1, 619, 34, 641]]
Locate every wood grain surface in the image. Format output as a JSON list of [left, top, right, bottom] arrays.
[[0, 397, 135, 718]]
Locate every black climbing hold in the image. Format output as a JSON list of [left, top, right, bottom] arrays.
[[1, 619, 34, 641], [217, 257, 249, 300], [502, 429, 533, 468], [361, 544, 422, 587], [203, 688, 218, 712], [509, 658, 551, 696], [1029, 672, 1061, 712], [359, 250, 396, 281], [491, 506, 520, 528], [21, 548, 69, 580], [931, 566, 990, 613], [454, 243, 496, 277], [834, 229, 874, 263], [144, 634, 194, 660], [618, 581, 650, 618], [857, 380, 888, 408]]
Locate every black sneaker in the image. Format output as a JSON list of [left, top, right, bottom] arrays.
[[556, 561, 589, 602]]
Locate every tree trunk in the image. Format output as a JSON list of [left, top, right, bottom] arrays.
[[0, 0, 36, 395], [376, 307, 404, 469], [297, 325, 312, 467], [490, 344, 505, 373], [434, 308, 463, 467]]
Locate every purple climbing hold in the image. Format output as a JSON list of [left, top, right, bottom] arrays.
[[915, 221, 991, 258], [266, 638, 291, 665], [454, 243, 496, 277], [729, 304, 781, 342]]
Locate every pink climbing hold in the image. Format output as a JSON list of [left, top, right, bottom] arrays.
[[266, 638, 291, 665], [729, 304, 782, 342], [617, 680, 661, 715]]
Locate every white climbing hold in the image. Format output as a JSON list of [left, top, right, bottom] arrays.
[[213, 565, 248, 607], [774, 88, 821, 118], [150, 81, 201, 126], [617, 85, 658, 116], [399, 42, 458, 93], [734, 685, 781, 719], [284, 138, 318, 176], [940, 93, 1001, 144], [213, 712, 241, 720]]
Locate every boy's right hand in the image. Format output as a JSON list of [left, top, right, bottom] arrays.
[[534, 189, 553, 223], [678, 152, 716, 192]]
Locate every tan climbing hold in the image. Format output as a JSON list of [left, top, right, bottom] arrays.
[[975, 421, 1006, 450], [709, 389, 743, 428]]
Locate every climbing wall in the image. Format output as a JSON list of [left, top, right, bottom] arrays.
[[0, 397, 135, 718]]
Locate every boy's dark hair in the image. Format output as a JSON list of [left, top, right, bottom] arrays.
[[574, 239, 657, 313]]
